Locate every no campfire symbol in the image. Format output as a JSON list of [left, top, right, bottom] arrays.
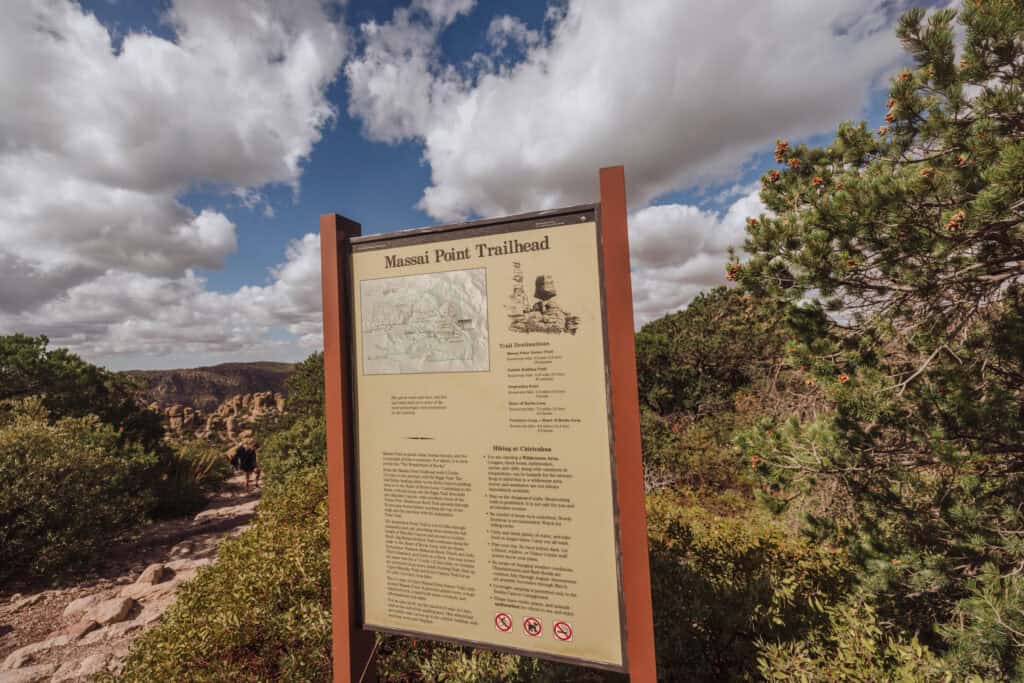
[[494, 612, 513, 633], [553, 620, 573, 642], [523, 616, 542, 637]]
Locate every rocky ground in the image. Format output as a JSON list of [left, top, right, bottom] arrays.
[[0, 474, 260, 682]]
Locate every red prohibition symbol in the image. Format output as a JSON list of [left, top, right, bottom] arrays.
[[523, 616, 542, 637], [552, 620, 573, 642], [494, 612, 513, 632]]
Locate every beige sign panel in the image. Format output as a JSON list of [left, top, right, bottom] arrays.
[[350, 209, 625, 670]]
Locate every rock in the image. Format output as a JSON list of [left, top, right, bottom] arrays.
[[135, 563, 174, 586], [136, 607, 165, 625], [9, 594, 43, 612], [2, 638, 57, 670], [87, 597, 136, 626], [50, 661, 79, 682], [78, 627, 107, 646], [7, 594, 22, 604], [252, 391, 273, 415], [1, 647, 34, 671], [0, 663, 57, 683], [169, 540, 195, 558], [274, 392, 286, 413], [0, 634, 74, 670], [106, 620, 142, 639], [119, 580, 176, 602], [165, 557, 213, 573], [76, 654, 111, 678], [62, 594, 101, 620], [48, 634, 72, 648], [66, 619, 100, 641]]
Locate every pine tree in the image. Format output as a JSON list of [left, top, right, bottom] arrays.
[[735, 2, 1024, 677]]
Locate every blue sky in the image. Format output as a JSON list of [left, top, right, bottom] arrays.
[[0, 0, 923, 369]]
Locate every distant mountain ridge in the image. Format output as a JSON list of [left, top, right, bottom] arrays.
[[124, 361, 295, 411]]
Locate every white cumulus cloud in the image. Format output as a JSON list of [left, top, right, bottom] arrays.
[[346, 0, 906, 219], [344, 0, 909, 322], [0, 0, 346, 366], [630, 190, 765, 325]]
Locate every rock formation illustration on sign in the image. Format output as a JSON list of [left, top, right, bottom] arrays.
[[507, 262, 580, 335]]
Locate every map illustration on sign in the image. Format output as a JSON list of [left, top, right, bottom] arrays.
[[360, 268, 489, 375]]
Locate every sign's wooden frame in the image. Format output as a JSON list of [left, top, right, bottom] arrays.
[[319, 166, 656, 682]]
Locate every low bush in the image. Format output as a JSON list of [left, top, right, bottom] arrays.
[[757, 597, 954, 682], [0, 398, 156, 583], [150, 438, 234, 518], [646, 494, 852, 681], [259, 414, 327, 484]]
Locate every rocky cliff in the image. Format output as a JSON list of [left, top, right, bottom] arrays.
[[124, 362, 295, 445], [124, 362, 293, 412]]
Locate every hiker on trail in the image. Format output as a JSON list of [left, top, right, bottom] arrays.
[[229, 442, 261, 490]]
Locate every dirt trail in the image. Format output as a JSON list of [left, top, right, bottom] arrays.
[[0, 474, 260, 682]]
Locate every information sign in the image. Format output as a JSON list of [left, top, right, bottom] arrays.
[[348, 206, 626, 670], [320, 167, 657, 681]]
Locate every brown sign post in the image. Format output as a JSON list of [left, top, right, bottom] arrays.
[[320, 166, 656, 682]]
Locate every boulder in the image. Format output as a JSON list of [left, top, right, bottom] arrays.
[[10, 594, 43, 612], [75, 654, 111, 679], [62, 594, 101, 620], [50, 661, 79, 682], [66, 619, 99, 641], [78, 627, 107, 646], [135, 563, 174, 586], [86, 597, 136, 626], [0, 663, 58, 682], [106, 620, 142, 639], [119, 580, 176, 602], [1, 636, 63, 671], [169, 540, 195, 558], [166, 557, 213, 573]]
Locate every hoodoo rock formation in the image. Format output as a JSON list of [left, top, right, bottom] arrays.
[[154, 391, 286, 444]]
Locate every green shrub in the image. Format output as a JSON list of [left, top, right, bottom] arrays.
[[115, 466, 333, 682], [0, 398, 156, 583], [757, 598, 956, 682], [635, 288, 790, 416], [151, 438, 234, 517], [0, 333, 165, 450], [260, 414, 326, 484], [646, 494, 852, 681], [376, 636, 548, 682]]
